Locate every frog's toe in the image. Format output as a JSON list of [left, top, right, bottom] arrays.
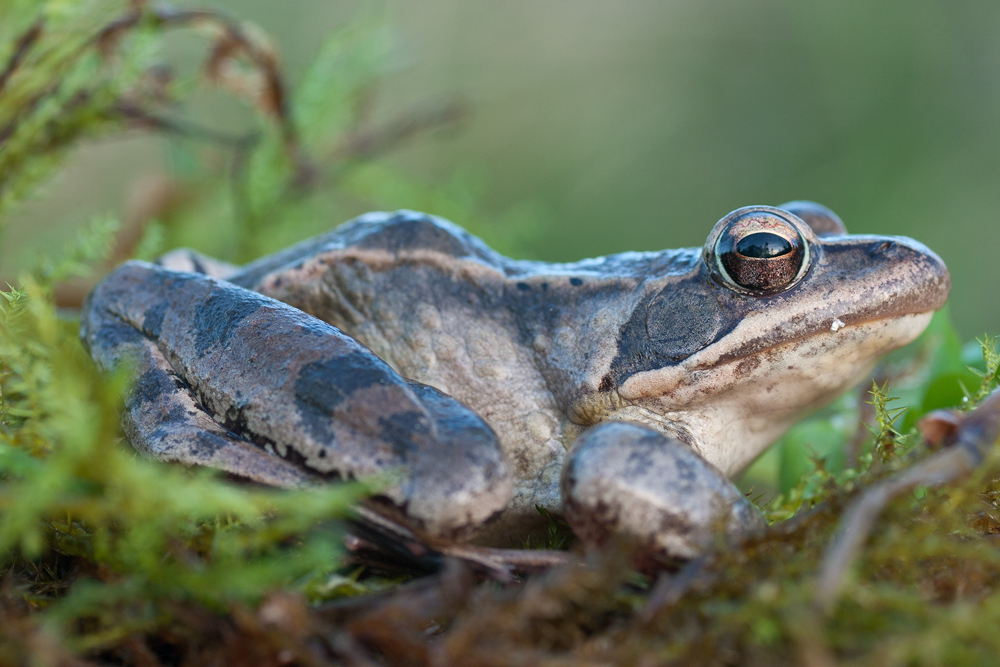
[[561, 422, 765, 564]]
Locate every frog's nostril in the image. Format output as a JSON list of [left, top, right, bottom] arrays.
[[871, 241, 897, 256]]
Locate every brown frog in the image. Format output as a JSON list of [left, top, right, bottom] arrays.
[[81, 202, 950, 559]]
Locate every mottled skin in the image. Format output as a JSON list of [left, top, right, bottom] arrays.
[[81, 202, 950, 557]]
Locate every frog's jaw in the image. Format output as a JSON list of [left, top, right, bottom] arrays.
[[615, 311, 934, 477]]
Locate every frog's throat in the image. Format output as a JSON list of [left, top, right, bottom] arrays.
[[612, 312, 934, 477]]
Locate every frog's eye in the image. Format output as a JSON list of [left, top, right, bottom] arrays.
[[710, 208, 810, 293]]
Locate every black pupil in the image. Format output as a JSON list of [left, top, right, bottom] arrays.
[[736, 232, 792, 258]]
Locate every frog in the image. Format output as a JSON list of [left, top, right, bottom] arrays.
[[80, 201, 950, 561]]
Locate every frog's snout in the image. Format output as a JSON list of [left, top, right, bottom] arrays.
[[872, 234, 951, 315], [817, 233, 951, 321]]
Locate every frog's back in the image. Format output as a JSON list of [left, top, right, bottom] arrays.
[[232, 212, 592, 534], [230, 211, 513, 288]]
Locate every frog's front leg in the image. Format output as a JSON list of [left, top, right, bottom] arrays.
[[81, 261, 513, 542], [560, 422, 765, 565]]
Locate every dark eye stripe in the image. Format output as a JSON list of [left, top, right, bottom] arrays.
[[735, 232, 792, 258]]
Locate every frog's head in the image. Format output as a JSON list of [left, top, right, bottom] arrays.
[[588, 202, 950, 476]]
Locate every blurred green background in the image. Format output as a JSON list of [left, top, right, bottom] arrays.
[[4, 0, 998, 337]]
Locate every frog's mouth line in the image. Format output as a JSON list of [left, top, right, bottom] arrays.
[[694, 307, 939, 370]]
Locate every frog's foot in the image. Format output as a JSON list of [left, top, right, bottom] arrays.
[[560, 422, 765, 566], [81, 261, 514, 543]]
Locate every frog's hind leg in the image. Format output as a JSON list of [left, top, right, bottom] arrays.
[[560, 422, 765, 567], [82, 304, 313, 488], [82, 261, 513, 542]]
